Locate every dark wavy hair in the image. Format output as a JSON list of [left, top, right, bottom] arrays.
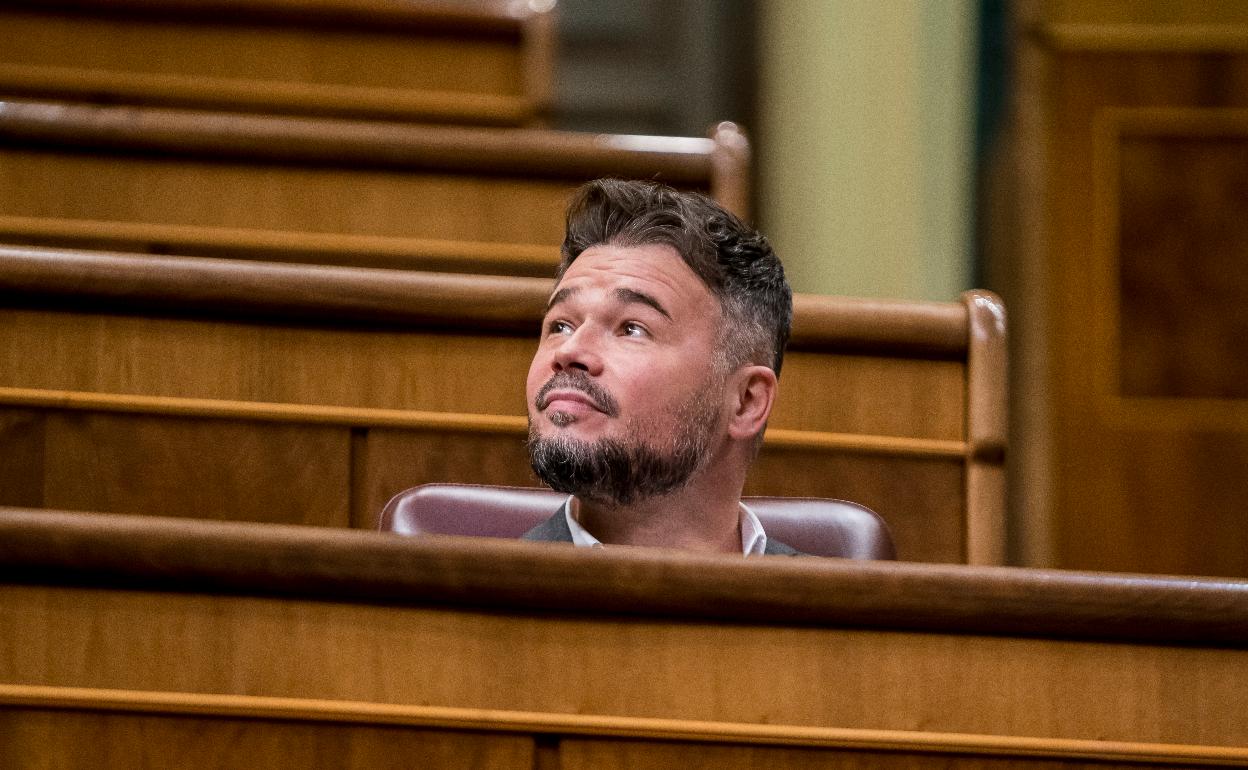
[[559, 179, 792, 375]]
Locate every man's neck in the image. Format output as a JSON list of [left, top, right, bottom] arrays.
[[572, 477, 744, 554]]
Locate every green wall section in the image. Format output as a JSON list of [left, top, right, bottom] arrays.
[[758, 1, 977, 301]]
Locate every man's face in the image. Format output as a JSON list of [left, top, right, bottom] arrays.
[[525, 242, 729, 505]]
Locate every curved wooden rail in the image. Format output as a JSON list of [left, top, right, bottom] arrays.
[[3, 0, 547, 33], [0, 508, 1245, 645], [0, 244, 972, 355], [0, 100, 717, 182], [0, 244, 550, 333]]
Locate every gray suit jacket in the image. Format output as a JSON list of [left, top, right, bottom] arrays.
[[521, 510, 802, 556]]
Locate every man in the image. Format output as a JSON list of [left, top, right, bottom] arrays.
[[523, 178, 794, 555]]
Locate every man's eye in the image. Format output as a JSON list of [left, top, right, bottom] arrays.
[[547, 319, 573, 335], [621, 322, 647, 338]]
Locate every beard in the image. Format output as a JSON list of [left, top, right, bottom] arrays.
[[527, 373, 723, 507]]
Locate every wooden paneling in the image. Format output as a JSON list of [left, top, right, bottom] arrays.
[[1118, 134, 1248, 399], [1110, 429, 1248, 576], [0, 408, 970, 563], [0, 102, 747, 276], [0, 308, 535, 414], [353, 429, 538, 530], [1, 708, 534, 770], [1042, 0, 1248, 26], [746, 451, 965, 564], [0, 0, 554, 126], [35, 412, 352, 526], [0, 308, 967, 440], [558, 741, 1217, 770], [999, 1, 1248, 575], [0, 248, 1006, 564], [0, 410, 44, 509], [0, 146, 574, 247], [0, 519, 1246, 769], [774, 352, 964, 441]]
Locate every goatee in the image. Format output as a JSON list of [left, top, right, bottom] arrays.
[[527, 431, 707, 507], [527, 384, 721, 507]]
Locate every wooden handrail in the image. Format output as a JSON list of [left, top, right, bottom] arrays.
[[0, 508, 1245, 646], [0, 100, 716, 182], [0, 244, 550, 333], [1, 0, 543, 34], [0, 244, 971, 354], [790, 294, 967, 356]]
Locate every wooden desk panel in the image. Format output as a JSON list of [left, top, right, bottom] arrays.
[[0, 101, 746, 276], [0, 308, 963, 440], [1, 708, 534, 770], [0, 307, 538, 416], [43, 412, 353, 526], [4, 582, 1245, 745], [0, 0, 554, 126], [0, 147, 575, 247], [0, 511, 1245, 768], [745, 450, 965, 564], [0, 246, 1006, 564]]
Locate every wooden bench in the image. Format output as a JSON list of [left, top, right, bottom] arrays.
[[0, 510, 1243, 767], [0, 100, 749, 277], [0, 245, 1005, 564], [0, 0, 555, 127]]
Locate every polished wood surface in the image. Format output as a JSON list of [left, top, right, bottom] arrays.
[[2, 244, 975, 355], [0, 244, 1004, 563], [0, 101, 717, 181], [0, 101, 745, 275], [43, 412, 352, 526], [5, 686, 1248, 769], [999, 1, 1248, 575], [0, 244, 552, 331], [1117, 129, 1248, 400], [0, 510, 1246, 768], [1, 509, 1246, 651], [2, 707, 534, 769], [0, 215, 560, 275], [964, 290, 1009, 565], [0, 0, 555, 126]]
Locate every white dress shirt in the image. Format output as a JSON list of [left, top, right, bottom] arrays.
[[560, 497, 768, 555]]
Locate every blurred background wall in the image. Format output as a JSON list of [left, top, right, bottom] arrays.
[[552, 0, 982, 302]]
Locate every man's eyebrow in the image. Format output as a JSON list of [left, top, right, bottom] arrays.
[[545, 286, 672, 321], [615, 288, 672, 320], [546, 286, 577, 313]]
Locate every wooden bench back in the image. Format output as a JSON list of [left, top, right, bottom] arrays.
[[0, 0, 556, 126], [0, 245, 1006, 564], [0, 101, 749, 277]]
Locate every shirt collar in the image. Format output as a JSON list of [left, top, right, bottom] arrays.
[[561, 497, 768, 555]]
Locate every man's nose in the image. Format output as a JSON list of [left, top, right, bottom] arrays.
[[551, 326, 604, 376]]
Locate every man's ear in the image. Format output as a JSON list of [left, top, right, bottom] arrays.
[[726, 365, 778, 441]]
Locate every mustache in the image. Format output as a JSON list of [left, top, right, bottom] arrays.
[[535, 371, 620, 418]]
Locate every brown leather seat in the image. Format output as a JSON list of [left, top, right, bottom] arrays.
[[379, 483, 896, 559]]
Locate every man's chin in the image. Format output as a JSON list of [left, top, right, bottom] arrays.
[[533, 409, 609, 433], [545, 410, 579, 429]]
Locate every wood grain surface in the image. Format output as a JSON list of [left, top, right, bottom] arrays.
[[1001, 2, 1248, 576], [2, 685, 1246, 767], [0, 0, 554, 126], [0, 514, 1245, 767], [0, 508, 1244, 645], [0, 246, 1004, 563], [0, 101, 742, 277]]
